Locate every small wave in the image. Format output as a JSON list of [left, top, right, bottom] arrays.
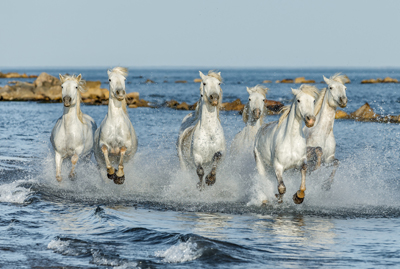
[[0, 180, 33, 204], [155, 238, 202, 263]]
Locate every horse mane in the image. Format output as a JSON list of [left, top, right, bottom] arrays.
[[207, 70, 223, 82], [62, 74, 86, 124], [109, 66, 128, 78], [242, 85, 269, 124], [277, 84, 319, 127], [330, 73, 346, 84], [314, 88, 327, 116]]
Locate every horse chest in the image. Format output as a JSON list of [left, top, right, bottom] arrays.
[[193, 127, 225, 153]]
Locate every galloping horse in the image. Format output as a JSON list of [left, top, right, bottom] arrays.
[[231, 85, 268, 155], [50, 74, 97, 182], [177, 71, 225, 189], [304, 74, 348, 189], [254, 85, 318, 204], [94, 67, 138, 184]]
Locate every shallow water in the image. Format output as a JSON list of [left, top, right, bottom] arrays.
[[0, 68, 400, 268]]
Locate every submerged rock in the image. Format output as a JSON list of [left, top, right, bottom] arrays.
[[361, 77, 398, 84], [294, 77, 315, 84], [193, 78, 202, 83]]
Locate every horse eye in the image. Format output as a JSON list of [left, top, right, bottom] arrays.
[[263, 99, 266, 101], [76, 86, 78, 89], [203, 83, 206, 86], [329, 87, 332, 90], [297, 100, 300, 103], [109, 79, 111, 82], [218, 83, 221, 85], [249, 98, 251, 101]]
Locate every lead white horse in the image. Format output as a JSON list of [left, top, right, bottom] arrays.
[[231, 85, 269, 155], [304, 73, 348, 189], [177, 70, 225, 189], [50, 74, 97, 182], [94, 67, 138, 184], [254, 85, 318, 204]]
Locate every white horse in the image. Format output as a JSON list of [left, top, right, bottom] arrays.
[[50, 74, 97, 182], [177, 70, 225, 189], [304, 73, 348, 189], [94, 67, 138, 184], [254, 85, 318, 204], [231, 85, 268, 155]]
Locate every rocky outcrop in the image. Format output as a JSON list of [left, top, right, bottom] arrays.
[[294, 77, 315, 83], [361, 77, 398, 84], [221, 99, 245, 111], [175, 80, 187, 83], [0, 72, 37, 79], [276, 79, 294, 83], [335, 110, 349, 119], [194, 78, 202, 83]]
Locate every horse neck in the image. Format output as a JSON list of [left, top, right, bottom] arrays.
[[281, 103, 303, 140], [314, 91, 336, 132], [108, 94, 127, 119], [198, 98, 220, 129], [62, 100, 82, 126]]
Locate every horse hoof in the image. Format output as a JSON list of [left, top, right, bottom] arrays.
[[275, 194, 284, 203], [107, 172, 116, 180], [205, 175, 216, 186], [293, 192, 304, 204], [114, 175, 125, 185], [69, 172, 77, 181], [56, 176, 62, 182]]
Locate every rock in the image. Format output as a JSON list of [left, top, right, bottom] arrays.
[[221, 99, 245, 111], [163, 80, 168, 83], [0, 72, 37, 79], [194, 78, 202, 83], [350, 103, 378, 120], [383, 77, 398, 83], [277, 79, 294, 83], [176, 102, 189, 110], [145, 79, 155, 84], [166, 100, 179, 108], [265, 99, 284, 113], [342, 75, 351, 84], [175, 80, 187, 83], [361, 77, 398, 84], [129, 104, 138, 108], [262, 80, 272, 83], [335, 110, 349, 119], [189, 102, 198, 110], [294, 77, 315, 84], [34, 72, 61, 87]]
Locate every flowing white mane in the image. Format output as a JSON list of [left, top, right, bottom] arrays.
[[330, 73, 347, 84], [109, 67, 128, 78], [278, 84, 319, 127]]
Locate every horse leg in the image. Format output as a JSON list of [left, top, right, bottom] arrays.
[[322, 159, 339, 191], [293, 163, 307, 204], [274, 166, 285, 203], [307, 147, 322, 172], [196, 165, 205, 190], [101, 145, 116, 181], [205, 152, 222, 186], [254, 148, 267, 176], [55, 151, 63, 182], [69, 154, 78, 181], [114, 147, 127, 185]]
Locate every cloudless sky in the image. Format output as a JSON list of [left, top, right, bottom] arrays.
[[1, 0, 399, 68]]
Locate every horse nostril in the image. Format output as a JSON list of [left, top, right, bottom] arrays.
[[306, 116, 310, 121], [116, 90, 120, 95]]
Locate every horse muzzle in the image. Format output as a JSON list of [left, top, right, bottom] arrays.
[[253, 108, 261, 120], [304, 115, 316, 128], [338, 97, 347, 108], [63, 96, 71, 107], [209, 93, 219, 106], [115, 90, 126, 101]]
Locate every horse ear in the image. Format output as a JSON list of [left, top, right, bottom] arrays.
[[199, 71, 206, 81], [107, 70, 111, 76], [246, 87, 252, 95], [291, 88, 300, 96], [59, 74, 65, 83], [77, 74, 82, 82], [218, 72, 221, 76], [262, 87, 269, 96], [323, 75, 330, 85]]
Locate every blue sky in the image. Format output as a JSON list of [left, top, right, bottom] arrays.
[[1, 0, 399, 68]]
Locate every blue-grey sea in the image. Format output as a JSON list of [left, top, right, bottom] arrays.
[[0, 68, 400, 268]]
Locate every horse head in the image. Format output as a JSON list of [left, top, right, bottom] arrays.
[[292, 85, 318, 128], [246, 85, 268, 121], [323, 74, 348, 108], [108, 67, 128, 101], [59, 74, 84, 107], [199, 71, 222, 107]]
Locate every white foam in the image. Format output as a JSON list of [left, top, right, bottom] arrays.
[[155, 240, 202, 263], [0, 180, 33, 204], [47, 239, 71, 253]]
